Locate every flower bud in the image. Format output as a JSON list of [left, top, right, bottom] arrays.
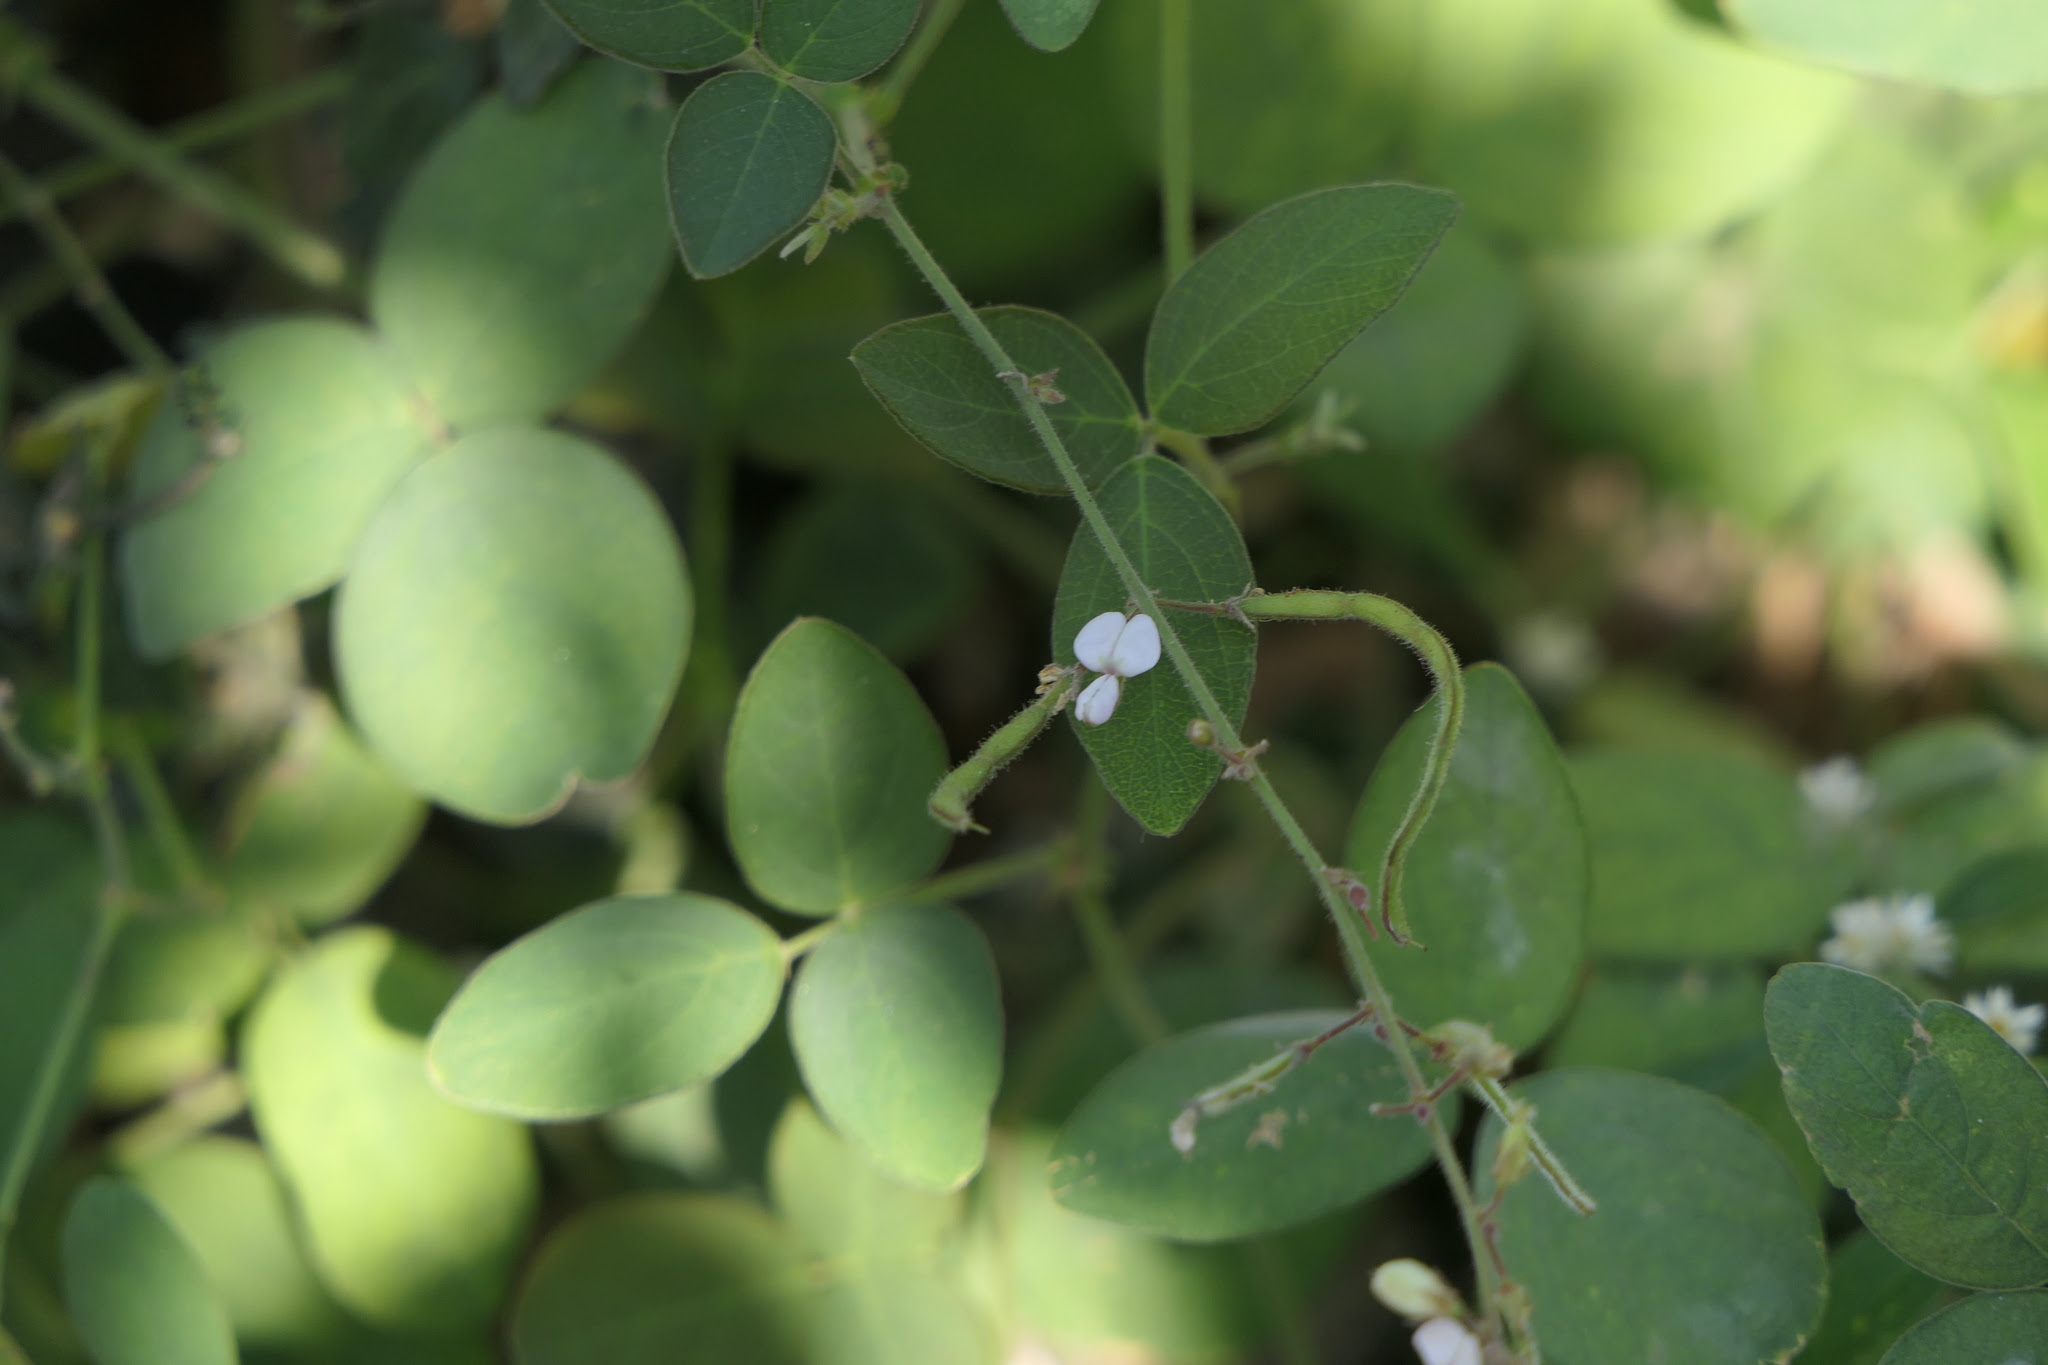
[[1411, 1317, 1482, 1365], [1370, 1258, 1463, 1322], [1186, 717, 1216, 747]]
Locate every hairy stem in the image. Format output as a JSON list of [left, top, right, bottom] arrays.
[[1158, 0, 1194, 282]]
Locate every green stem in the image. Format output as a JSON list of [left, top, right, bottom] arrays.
[[111, 722, 214, 907], [107, 1071, 248, 1169], [0, 69, 347, 227], [1151, 423, 1238, 515], [869, 0, 967, 124], [1158, 0, 1194, 282], [780, 920, 839, 964], [4, 36, 345, 289], [1069, 780, 1168, 1048], [929, 673, 1077, 834], [0, 150, 168, 375], [906, 837, 1068, 904]]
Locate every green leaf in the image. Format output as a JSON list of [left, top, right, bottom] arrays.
[[1800, 1230, 1947, 1365], [427, 893, 786, 1120], [665, 72, 837, 280], [1878, 1291, 2048, 1364], [509, 1194, 814, 1365], [119, 320, 436, 658], [1051, 456, 1255, 836], [1144, 184, 1458, 437], [101, 915, 267, 1025], [1765, 962, 2048, 1290], [1947, 847, 2048, 972], [1547, 966, 1767, 1077], [1049, 1010, 1440, 1241], [1571, 747, 1847, 959], [1345, 663, 1585, 1049], [997, 0, 1101, 52], [371, 59, 673, 428], [243, 926, 537, 1329], [851, 307, 1142, 495], [1475, 1069, 1826, 1363], [789, 903, 1003, 1191], [220, 692, 427, 926], [809, 1272, 999, 1365], [335, 426, 691, 825], [768, 1098, 960, 1263], [725, 618, 949, 916], [498, 0, 583, 106], [128, 1138, 353, 1357], [1725, 0, 2048, 96], [61, 1178, 238, 1365], [759, 0, 919, 82], [540, 0, 753, 71]]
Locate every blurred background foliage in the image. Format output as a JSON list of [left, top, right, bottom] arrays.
[[4, 0, 2048, 1362]]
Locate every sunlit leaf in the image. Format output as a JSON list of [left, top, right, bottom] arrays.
[[789, 903, 1002, 1191], [1145, 184, 1457, 437], [1725, 0, 2048, 96], [665, 72, 837, 279], [541, 0, 753, 71], [1476, 1069, 1826, 1363], [1346, 663, 1585, 1049], [335, 427, 691, 825], [120, 319, 436, 658], [1766, 962, 2048, 1290], [1051, 456, 1255, 836], [1877, 1291, 2048, 1364], [725, 618, 949, 916], [372, 59, 673, 428], [851, 306, 1142, 494], [759, 0, 919, 82], [997, 0, 1100, 52], [428, 893, 786, 1119], [100, 915, 267, 1026], [243, 927, 537, 1329], [61, 1178, 238, 1365], [768, 1099, 960, 1263]]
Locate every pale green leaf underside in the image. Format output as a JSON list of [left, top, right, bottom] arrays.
[[1765, 962, 2048, 1291], [1052, 456, 1255, 836], [725, 618, 950, 916], [667, 71, 837, 279], [1726, 0, 2048, 96], [1049, 1010, 1439, 1242], [1346, 663, 1586, 1050], [428, 893, 786, 1119], [759, 0, 920, 83], [789, 902, 1003, 1191], [1145, 183, 1459, 436], [336, 427, 691, 826], [61, 1178, 238, 1365], [1877, 1291, 2048, 1364], [997, 0, 1101, 52], [542, 0, 752, 71], [1477, 1069, 1826, 1364], [851, 305, 1141, 494]]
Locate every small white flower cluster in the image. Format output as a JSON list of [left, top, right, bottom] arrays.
[[1819, 894, 1953, 977], [1072, 611, 1160, 726], [1963, 986, 2046, 1056], [1800, 755, 1876, 830]]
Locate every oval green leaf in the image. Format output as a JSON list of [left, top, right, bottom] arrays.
[[768, 1098, 961, 1263], [789, 902, 1003, 1191], [120, 319, 436, 658], [759, 0, 919, 83], [1345, 663, 1585, 1049], [1572, 747, 1846, 959], [1144, 183, 1458, 437], [1051, 456, 1255, 836], [1878, 1291, 2048, 1364], [541, 0, 753, 71], [427, 893, 786, 1119], [998, 0, 1101, 52], [510, 1194, 814, 1365], [851, 306, 1142, 495], [666, 71, 837, 279], [371, 59, 673, 429], [1475, 1068, 1826, 1364], [101, 914, 268, 1026], [1726, 0, 2048, 96], [61, 1178, 238, 1365], [1049, 1010, 1440, 1242], [1765, 962, 2048, 1290], [335, 426, 691, 825], [725, 618, 949, 915], [243, 926, 538, 1329], [220, 692, 427, 926]]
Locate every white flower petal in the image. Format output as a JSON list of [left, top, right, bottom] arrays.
[[1074, 611, 1127, 674], [1075, 673, 1121, 726], [1109, 612, 1161, 677], [1412, 1317, 1482, 1365]]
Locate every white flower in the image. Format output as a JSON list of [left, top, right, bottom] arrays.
[[1964, 986, 2046, 1055], [1370, 1259, 1463, 1321], [1819, 893, 1953, 977], [1412, 1317, 1483, 1365], [1801, 756, 1875, 829], [1072, 611, 1161, 726]]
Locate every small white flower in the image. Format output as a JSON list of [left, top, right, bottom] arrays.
[[1412, 1317, 1483, 1365], [1818, 893, 1953, 977], [1071, 611, 1160, 726], [1964, 986, 2046, 1055], [1801, 756, 1875, 829]]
